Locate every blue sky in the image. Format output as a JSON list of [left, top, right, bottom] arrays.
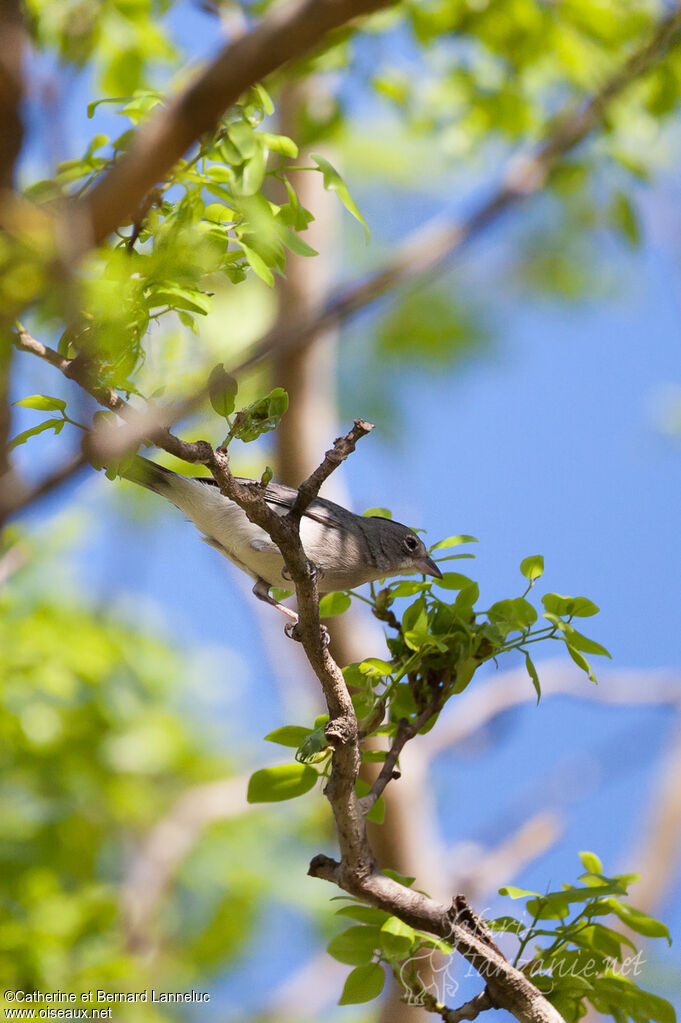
[[12, 2, 681, 1017]]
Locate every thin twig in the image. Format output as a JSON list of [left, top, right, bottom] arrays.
[[420, 988, 494, 1023], [358, 696, 445, 814], [291, 418, 373, 517]]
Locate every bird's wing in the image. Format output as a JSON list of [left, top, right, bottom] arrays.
[[195, 476, 347, 530]]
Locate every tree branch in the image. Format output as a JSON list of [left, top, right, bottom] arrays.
[[14, 7, 681, 494], [358, 697, 445, 815], [0, 0, 24, 190], [235, 5, 681, 372], [70, 0, 396, 252], [13, 326, 213, 465], [290, 417, 373, 518], [0, 450, 89, 520], [5, 325, 572, 1021], [421, 988, 494, 1023]]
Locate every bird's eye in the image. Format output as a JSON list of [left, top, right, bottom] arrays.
[[404, 535, 418, 552]]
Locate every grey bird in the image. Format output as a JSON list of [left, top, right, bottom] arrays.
[[122, 456, 442, 625]]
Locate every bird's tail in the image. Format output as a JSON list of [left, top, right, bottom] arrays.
[[119, 455, 179, 497]]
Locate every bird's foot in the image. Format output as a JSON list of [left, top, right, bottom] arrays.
[[284, 622, 331, 648], [284, 621, 301, 642]]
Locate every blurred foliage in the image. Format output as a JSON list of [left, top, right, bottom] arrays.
[[376, 284, 489, 365], [24, 0, 177, 94], [0, 543, 275, 1014]]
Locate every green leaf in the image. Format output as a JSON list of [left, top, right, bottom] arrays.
[[520, 554, 544, 581], [281, 228, 317, 258], [487, 917, 525, 934], [295, 724, 330, 763], [525, 652, 541, 703], [383, 868, 415, 888], [311, 153, 369, 240], [228, 120, 258, 159], [246, 763, 318, 802], [388, 581, 430, 598], [401, 599, 430, 650], [489, 598, 537, 632], [604, 900, 672, 944], [233, 388, 289, 442], [263, 726, 312, 748], [362, 507, 392, 519], [335, 905, 390, 925], [610, 190, 641, 247], [9, 418, 65, 451], [359, 658, 394, 677], [542, 593, 599, 617], [338, 963, 384, 1005], [355, 779, 385, 824], [565, 629, 611, 658], [319, 591, 351, 617], [543, 614, 611, 659], [208, 363, 238, 419], [579, 850, 604, 875], [498, 886, 539, 899], [570, 596, 600, 617], [238, 144, 267, 196], [14, 394, 66, 413], [433, 572, 473, 590], [430, 535, 478, 550], [240, 243, 274, 286], [362, 749, 387, 763], [253, 83, 275, 115], [455, 582, 479, 614], [380, 915, 416, 957], [261, 131, 298, 157], [148, 285, 212, 315], [328, 925, 381, 966]]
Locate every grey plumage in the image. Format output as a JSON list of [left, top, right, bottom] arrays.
[[122, 456, 442, 620]]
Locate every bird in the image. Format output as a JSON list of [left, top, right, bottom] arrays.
[[121, 456, 443, 629]]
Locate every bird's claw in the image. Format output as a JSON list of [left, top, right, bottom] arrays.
[[284, 622, 331, 649], [284, 621, 301, 642], [282, 563, 325, 583]]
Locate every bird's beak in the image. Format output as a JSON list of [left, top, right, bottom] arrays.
[[416, 556, 443, 580]]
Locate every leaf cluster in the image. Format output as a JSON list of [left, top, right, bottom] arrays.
[[495, 853, 674, 1023], [245, 542, 610, 804]]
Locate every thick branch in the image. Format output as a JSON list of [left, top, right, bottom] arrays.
[[72, 0, 395, 250], [309, 855, 563, 1023], [0, 0, 24, 190]]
